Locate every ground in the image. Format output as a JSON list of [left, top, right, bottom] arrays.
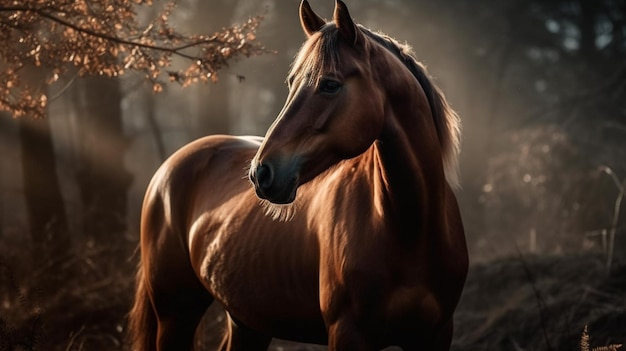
[[0, 242, 624, 350]]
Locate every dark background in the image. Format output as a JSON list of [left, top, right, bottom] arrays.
[[1, 0, 624, 350]]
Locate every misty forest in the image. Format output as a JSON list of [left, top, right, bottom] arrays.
[[0, 0, 625, 350]]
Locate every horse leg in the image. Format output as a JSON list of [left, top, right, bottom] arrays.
[[152, 289, 212, 351], [327, 316, 376, 351], [397, 319, 454, 351], [428, 320, 454, 351], [148, 236, 214, 350], [219, 314, 272, 351], [131, 253, 212, 351]]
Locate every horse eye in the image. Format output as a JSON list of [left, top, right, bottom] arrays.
[[317, 79, 342, 95]]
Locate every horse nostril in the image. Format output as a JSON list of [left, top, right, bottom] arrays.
[[254, 164, 274, 190]]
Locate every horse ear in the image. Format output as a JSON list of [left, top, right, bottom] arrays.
[[300, 0, 325, 37], [333, 0, 357, 44]]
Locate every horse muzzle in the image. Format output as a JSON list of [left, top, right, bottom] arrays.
[[249, 160, 299, 204]]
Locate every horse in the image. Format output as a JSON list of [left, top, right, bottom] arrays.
[[128, 1, 468, 350]]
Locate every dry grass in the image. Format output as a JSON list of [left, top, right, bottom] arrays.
[[1, 238, 623, 350], [0, 239, 135, 351], [580, 325, 622, 351], [452, 253, 625, 351]]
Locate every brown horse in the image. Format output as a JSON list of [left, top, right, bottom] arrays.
[[128, 1, 468, 350]]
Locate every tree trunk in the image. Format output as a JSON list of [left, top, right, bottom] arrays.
[[0, 114, 8, 234], [194, 0, 237, 136], [579, 0, 598, 63], [75, 77, 132, 250], [260, 1, 306, 127], [17, 114, 70, 260]]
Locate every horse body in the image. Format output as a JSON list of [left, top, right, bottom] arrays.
[[129, 1, 468, 350], [138, 136, 464, 348]]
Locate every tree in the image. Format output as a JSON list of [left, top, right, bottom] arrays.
[[0, 0, 267, 118], [18, 108, 70, 261], [74, 76, 132, 249], [187, 0, 240, 136], [0, 0, 268, 268], [8, 61, 72, 264]]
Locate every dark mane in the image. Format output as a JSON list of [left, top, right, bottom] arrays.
[[360, 26, 461, 187], [290, 23, 461, 187]]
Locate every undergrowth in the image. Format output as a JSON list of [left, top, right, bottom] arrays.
[[452, 253, 625, 351], [0, 239, 135, 351], [0, 238, 623, 350], [581, 325, 623, 351]]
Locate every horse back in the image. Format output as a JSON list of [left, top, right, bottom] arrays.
[[141, 134, 261, 244]]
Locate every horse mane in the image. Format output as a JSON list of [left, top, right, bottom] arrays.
[[361, 27, 462, 188], [289, 24, 462, 188]]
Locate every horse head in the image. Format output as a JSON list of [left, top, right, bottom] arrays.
[[249, 0, 387, 205]]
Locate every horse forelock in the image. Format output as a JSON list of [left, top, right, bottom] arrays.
[[289, 24, 461, 188], [289, 24, 341, 88]]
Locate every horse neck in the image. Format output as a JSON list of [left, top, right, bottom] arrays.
[[371, 68, 448, 231]]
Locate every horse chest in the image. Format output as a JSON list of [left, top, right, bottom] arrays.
[[319, 238, 448, 332]]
